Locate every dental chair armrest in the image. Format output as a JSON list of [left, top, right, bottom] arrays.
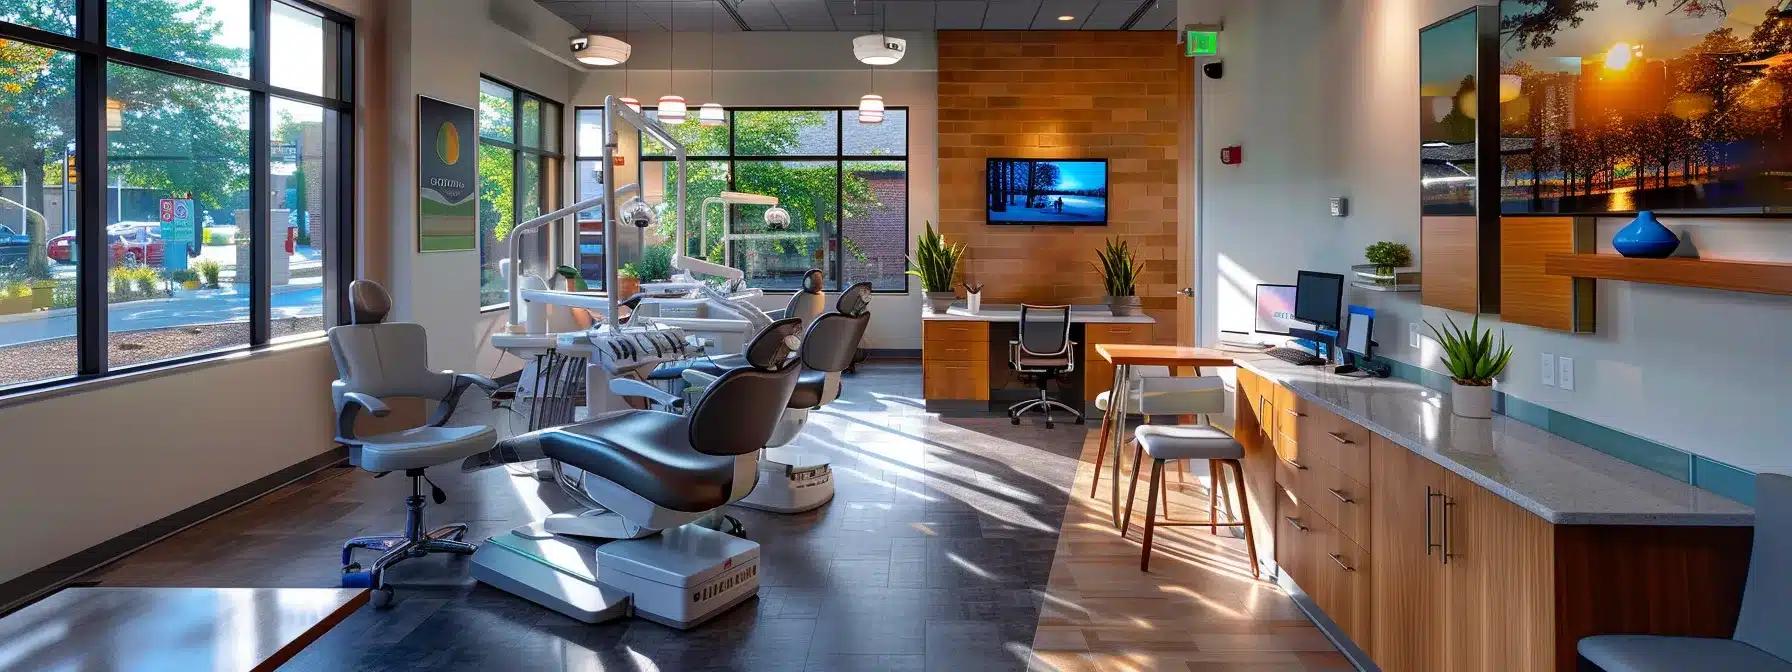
[[335, 392, 390, 444], [429, 372, 501, 427], [681, 369, 719, 388], [764, 308, 788, 319], [610, 378, 684, 411]]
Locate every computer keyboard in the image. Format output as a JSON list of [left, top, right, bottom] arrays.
[[1266, 347, 1324, 366]]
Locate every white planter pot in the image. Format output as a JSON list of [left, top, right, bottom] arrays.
[[1451, 382, 1494, 419]]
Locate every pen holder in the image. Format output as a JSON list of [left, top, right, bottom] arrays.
[[966, 290, 982, 313]]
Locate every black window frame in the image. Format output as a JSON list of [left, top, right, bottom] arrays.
[[0, 0, 357, 395], [572, 105, 911, 294], [477, 75, 563, 310]]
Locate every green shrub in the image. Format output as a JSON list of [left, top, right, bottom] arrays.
[[5, 281, 31, 298], [203, 228, 233, 246], [194, 259, 223, 288], [167, 268, 199, 284], [132, 266, 162, 294], [51, 280, 75, 309], [639, 244, 673, 282]]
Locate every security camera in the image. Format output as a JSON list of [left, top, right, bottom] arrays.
[[1202, 61, 1224, 80], [620, 197, 656, 229]]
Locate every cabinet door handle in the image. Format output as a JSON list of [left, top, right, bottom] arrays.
[[1259, 395, 1271, 436], [1328, 488, 1353, 504], [1425, 486, 1444, 556], [1325, 431, 1354, 444], [1328, 553, 1355, 572], [1285, 408, 1306, 418], [1284, 516, 1309, 532], [1442, 498, 1456, 565], [1282, 456, 1308, 471]]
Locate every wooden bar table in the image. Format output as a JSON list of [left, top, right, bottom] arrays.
[[1092, 344, 1237, 527]]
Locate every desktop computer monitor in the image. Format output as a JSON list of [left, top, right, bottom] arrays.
[[1343, 305, 1374, 358], [1254, 284, 1304, 336], [1294, 270, 1345, 329]]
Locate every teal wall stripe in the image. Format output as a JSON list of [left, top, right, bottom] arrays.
[[1383, 357, 1755, 504]]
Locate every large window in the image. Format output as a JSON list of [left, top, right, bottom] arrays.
[[0, 0, 354, 392], [573, 107, 908, 293], [477, 77, 560, 308]]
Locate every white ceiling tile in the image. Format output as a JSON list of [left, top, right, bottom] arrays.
[[1030, 0, 1097, 28], [981, 0, 1042, 29], [732, 0, 789, 29], [1079, 1, 1136, 29], [1126, 0, 1172, 29], [771, 0, 836, 29], [880, 2, 935, 30], [934, 1, 987, 29]]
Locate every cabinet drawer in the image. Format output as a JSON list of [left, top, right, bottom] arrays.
[[1308, 413, 1373, 487], [923, 360, 989, 400], [1276, 487, 1318, 589], [925, 342, 987, 363], [924, 321, 990, 344], [1307, 453, 1373, 550], [1315, 519, 1373, 648]]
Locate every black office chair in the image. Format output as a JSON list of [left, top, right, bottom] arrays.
[[1008, 304, 1083, 429]]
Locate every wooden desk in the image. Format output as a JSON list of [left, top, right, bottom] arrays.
[[1092, 344, 1236, 526], [921, 305, 1157, 413], [0, 587, 367, 671]]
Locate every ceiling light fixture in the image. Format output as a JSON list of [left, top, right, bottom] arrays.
[[1058, 15, 1074, 21], [571, 34, 630, 66], [859, 1, 886, 123], [619, 10, 640, 113], [700, 6, 725, 126], [658, 8, 684, 124], [853, 33, 906, 66]]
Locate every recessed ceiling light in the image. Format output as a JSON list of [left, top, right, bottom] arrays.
[[1058, 15, 1075, 21]]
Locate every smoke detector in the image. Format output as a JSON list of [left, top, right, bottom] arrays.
[[571, 35, 630, 66], [852, 34, 906, 66]]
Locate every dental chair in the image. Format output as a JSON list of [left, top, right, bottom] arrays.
[[464, 319, 805, 628], [329, 280, 500, 608]]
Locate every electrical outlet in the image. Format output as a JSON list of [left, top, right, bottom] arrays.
[[1558, 356, 1575, 391], [1541, 353, 1556, 387], [1409, 322, 1420, 348]]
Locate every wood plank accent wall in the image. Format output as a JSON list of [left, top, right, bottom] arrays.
[[1501, 216, 1595, 333], [938, 31, 1188, 343]]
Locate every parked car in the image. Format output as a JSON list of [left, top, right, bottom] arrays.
[[0, 225, 30, 267], [46, 222, 166, 265]]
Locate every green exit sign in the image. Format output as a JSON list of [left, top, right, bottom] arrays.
[[1186, 30, 1218, 56]]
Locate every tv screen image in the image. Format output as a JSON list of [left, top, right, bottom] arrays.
[[1420, 10, 1482, 216], [986, 159, 1109, 225], [1497, 0, 1792, 215]]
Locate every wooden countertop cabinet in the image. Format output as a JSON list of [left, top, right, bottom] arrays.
[[923, 321, 990, 400]]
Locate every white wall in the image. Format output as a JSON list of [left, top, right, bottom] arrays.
[[387, 0, 583, 376], [569, 32, 938, 350], [1187, 0, 1792, 474]]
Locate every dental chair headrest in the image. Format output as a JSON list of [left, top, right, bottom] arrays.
[[348, 280, 392, 325], [744, 317, 803, 370], [798, 269, 824, 294], [836, 281, 873, 317]]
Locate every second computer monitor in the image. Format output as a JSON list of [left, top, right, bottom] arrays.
[[1294, 270, 1345, 329], [1254, 284, 1303, 336]]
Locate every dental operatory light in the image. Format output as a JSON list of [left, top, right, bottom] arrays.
[[853, 34, 906, 65], [571, 35, 630, 66], [764, 206, 792, 230]]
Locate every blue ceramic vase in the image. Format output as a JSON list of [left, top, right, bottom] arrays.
[[1613, 211, 1680, 258]]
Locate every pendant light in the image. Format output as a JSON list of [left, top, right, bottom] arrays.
[[619, 10, 640, 112], [858, 1, 885, 123], [698, 8, 724, 126], [657, 8, 686, 125]]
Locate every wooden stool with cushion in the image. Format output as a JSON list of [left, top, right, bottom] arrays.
[[1121, 424, 1258, 576]]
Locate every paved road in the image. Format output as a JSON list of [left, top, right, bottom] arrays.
[[0, 283, 324, 347]]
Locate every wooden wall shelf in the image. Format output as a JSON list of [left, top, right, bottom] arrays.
[[1544, 254, 1792, 297]]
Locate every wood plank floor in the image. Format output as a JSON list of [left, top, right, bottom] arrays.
[[74, 362, 1344, 671], [1027, 432, 1351, 671]]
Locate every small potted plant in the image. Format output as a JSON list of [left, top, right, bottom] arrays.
[[1426, 315, 1513, 419], [617, 263, 641, 298], [1093, 237, 1143, 317], [1365, 241, 1412, 287], [906, 221, 964, 313]]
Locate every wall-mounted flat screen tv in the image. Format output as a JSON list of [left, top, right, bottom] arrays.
[[987, 159, 1109, 225], [1421, 9, 1487, 217], [1497, 0, 1792, 215]]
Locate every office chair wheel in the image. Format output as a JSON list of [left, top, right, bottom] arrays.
[[1011, 416, 1021, 425], [369, 585, 395, 609], [1046, 421, 1055, 429], [1075, 416, 1085, 425]]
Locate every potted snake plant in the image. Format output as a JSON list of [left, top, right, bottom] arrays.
[[1094, 237, 1143, 317], [907, 222, 964, 313], [1426, 314, 1513, 419]]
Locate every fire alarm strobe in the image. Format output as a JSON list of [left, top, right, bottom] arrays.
[[1220, 146, 1242, 165]]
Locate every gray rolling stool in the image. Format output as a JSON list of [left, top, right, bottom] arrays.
[[1577, 472, 1792, 672], [329, 280, 500, 608], [1121, 424, 1259, 576]]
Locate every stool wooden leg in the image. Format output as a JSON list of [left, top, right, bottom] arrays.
[[1141, 459, 1165, 572], [1208, 460, 1220, 535], [1225, 459, 1260, 580], [1120, 440, 1144, 538], [1176, 459, 1187, 484], [1159, 461, 1171, 515], [1090, 416, 1110, 499]]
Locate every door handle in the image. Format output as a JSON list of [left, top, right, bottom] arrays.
[[1325, 431, 1353, 444], [1328, 488, 1353, 504], [1284, 516, 1309, 532], [1328, 553, 1355, 572], [1177, 287, 1195, 297], [1425, 486, 1444, 556]]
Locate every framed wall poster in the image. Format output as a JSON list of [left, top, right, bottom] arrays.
[[417, 96, 478, 252]]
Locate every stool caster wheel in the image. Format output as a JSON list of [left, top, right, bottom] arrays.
[[341, 565, 371, 588], [369, 585, 395, 609], [1011, 416, 1020, 426], [1046, 421, 1055, 429]]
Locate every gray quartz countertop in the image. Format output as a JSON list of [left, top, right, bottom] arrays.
[[1233, 355, 1753, 526]]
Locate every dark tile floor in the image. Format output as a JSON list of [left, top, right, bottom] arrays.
[[90, 362, 1089, 671]]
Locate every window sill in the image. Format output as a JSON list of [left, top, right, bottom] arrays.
[[0, 335, 331, 411]]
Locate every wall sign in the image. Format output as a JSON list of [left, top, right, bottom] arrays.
[[417, 95, 478, 252]]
